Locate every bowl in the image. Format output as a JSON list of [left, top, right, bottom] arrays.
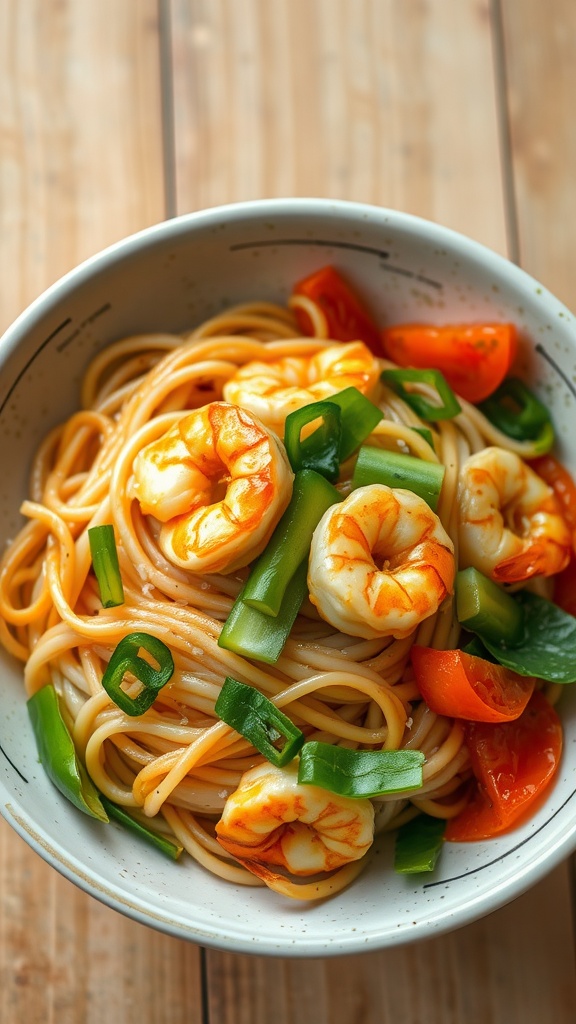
[[1, 198, 575, 957]]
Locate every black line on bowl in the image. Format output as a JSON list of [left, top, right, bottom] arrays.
[[0, 744, 28, 784], [422, 785, 576, 889], [0, 318, 72, 417], [536, 342, 576, 399]]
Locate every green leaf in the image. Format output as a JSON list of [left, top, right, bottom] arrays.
[[394, 814, 446, 874], [297, 742, 424, 798], [479, 591, 576, 683]]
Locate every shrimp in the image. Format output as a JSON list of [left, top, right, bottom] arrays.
[[308, 484, 455, 640], [215, 760, 375, 876], [132, 402, 293, 574], [222, 341, 381, 432], [458, 446, 571, 583]]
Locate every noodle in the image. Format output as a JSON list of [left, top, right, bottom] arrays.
[[0, 287, 561, 902]]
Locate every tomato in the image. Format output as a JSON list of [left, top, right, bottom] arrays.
[[553, 557, 576, 617], [381, 322, 517, 404], [531, 454, 576, 547], [445, 690, 563, 841], [292, 265, 382, 354], [411, 646, 535, 723]]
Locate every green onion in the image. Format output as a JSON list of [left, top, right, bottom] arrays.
[[479, 377, 554, 453], [381, 367, 461, 421], [27, 684, 108, 821], [412, 426, 435, 451], [283, 400, 342, 481], [456, 567, 524, 646], [101, 632, 174, 716], [351, 446, 445, 511], [215, 676, 305, 767], [323, 386, 383, 461], [394, 814, 446, 874], [242, 470, 340, 616], [88, 524, 125, 608], [99, 796, 183, 860], [218, 558, 308, 664], [297, 742, 425, 799]]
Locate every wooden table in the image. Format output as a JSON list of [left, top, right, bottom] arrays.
[[1, 2, 575, 1021]]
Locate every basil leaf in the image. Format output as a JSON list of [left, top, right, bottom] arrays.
[[478, 591, 576, 683]]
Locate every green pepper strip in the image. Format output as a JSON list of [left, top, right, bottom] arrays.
[[99, 796, 183, 860], [412, 426, 435, 451], [101, 632, 174, 716], [456, 566, 524, 646], [323, 386, 383, 461], [394, 814, 446, 874], [479, 377, 553, 451], [297, 742, 424, 799], [215, 677, 305, 767], [381, 367, 461, 421], [88, 524, 125, 608], [351, 445, 445, 511], [27, 684, 108, 821], [283, 400, 342, 481], [218, 559, 308, 665], [242, 470, 341, 616]]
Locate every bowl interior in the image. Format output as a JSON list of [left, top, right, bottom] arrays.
[[1, 199, 576, 955]]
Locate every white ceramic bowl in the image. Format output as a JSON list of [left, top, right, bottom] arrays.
[[1, 198, 576, 956]]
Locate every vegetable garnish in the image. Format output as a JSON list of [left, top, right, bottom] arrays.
[[27, 684, 108, 821], [215, 677, 305, 768], [531, 454, 576, 542], [242, 469, 340, 616], [297, 742, 424, 799], [394, 814, 446, 874], [351, 445, 445, 511], [456, 566, 524, 646], [553, 557, 576, 617], [323, 386, 383, 461], [99, 796, 183, 860], [381, 322, 517, 404], [381, 367, 461, 421], [88, 524, 125, 608], [101, 632, 175, 716], [411, 646, 535, 723], [283, 400, 341, 481], [479, 377, 554, 453], [445, 690, 562, 841], [218, 558, 308, 664], [292, 265, 382, 355]]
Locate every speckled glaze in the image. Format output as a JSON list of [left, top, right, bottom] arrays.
[[1, 199, 575, 956]]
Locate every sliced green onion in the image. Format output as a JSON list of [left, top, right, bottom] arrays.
[[381, 367, 461, 421], [88, 524, 125, 608], [101, 632, 174, 716], [297, 742, 425, 799], [283, 400, 341, 481], [394, 814, 446, 874], [412, 426, 435, 451], [323, 386, 383, 461], [242, 470, 340, 616], [28, 684, 108, 821], [479, 377, 554, 452], [351, 445, 445, 511], [218, 558, 308, 664], [456, 567, 524, 646], [100, 796, 183, 860], [215, 676, 305, 767]]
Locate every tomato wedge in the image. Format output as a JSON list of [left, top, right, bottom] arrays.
[[292, 265, 382, 354], [381, 322, 517, 404], [445, 690, 563, 841], [553, 556, 576, 617], [531, 454, 576, 548], [411, 646, 535, 723]]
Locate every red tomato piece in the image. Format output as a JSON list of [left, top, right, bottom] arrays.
[[553, 556, 576, 617], [411, 646, 535, 723], [531, 454, 576, 549], [445, 690, 563, 841], [292, 265, 382, 354], [381, 322, 517, 404]]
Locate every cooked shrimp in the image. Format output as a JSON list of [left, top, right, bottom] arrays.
[[458, 446, 571, 583], [215, 760, 374, 876], [308, 484, 455, 640], [132, 402, 293, 574], [222, 341, 381, 432]]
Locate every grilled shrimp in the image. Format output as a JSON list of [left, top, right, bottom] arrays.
[[308, 484, 455, 640], [222, 341, 381, 432], [458, 446, 571, 583], [215, 760, 375, 876], [132, 402, 293, 574]]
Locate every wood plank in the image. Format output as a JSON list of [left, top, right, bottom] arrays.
[[0, 4, 204, 1022]]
